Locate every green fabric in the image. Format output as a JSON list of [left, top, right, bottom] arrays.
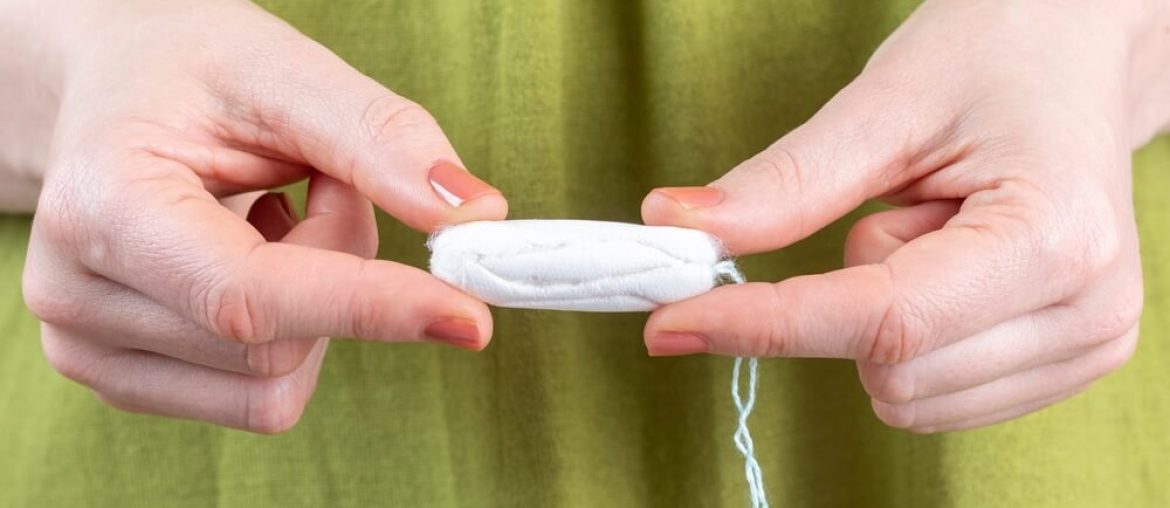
[[2, 1, 1168, 506]]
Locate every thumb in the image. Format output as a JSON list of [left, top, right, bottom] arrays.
[[230, 51, 507, 233], [641, 80, 955, 254]]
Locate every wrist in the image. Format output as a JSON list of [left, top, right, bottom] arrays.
[[1023, 0, 1170, 148], [1022, 0, 1170, 149], [0, 0, 71, 206], [1123, 1, 1170, 146], [932, 0, 1170, 148]]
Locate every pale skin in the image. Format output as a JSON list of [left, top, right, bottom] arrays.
[[3, 0, 1169, 434]]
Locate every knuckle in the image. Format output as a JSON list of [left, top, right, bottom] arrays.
[[754, 284, 795, 357], [1055, 384, 1094, 410], [245, 377, 308, 435], [32, 166, 96, 249], [1077, 219, 1124, 277], [871, 398, 915, 429], [752, 146, 804, 196], [92, 391, 142, 414], [355, 227, 381, 260], [973, 178, 1084, 280], [746, 329, 777, 358], [736, 147, 808, 236], [22, 273, 80, 326], [1034, 226, 1079, 278], [869, 307, 929, 364], [42, 160, 174, 270], [348, 280, 380, 340], [1022, 189, 1123, 288], [198, 273, 268, 344], [30, 198, 76, 250], [848, 214, 886, 246], [844, 214, 890, 264], [1085, 284, 1144, 346], [41, 333, 101, 387], [859, 363, 916, 404], [867, 273, 932, 364], [359, 94, 434, 147], [1095, 332, 1139, 376], [1064, 188, 1129, 278], [905, 425, 942, 435], [245, 340, 309, 378]]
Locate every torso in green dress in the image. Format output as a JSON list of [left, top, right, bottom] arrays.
[[1, 1, 1168, 506]]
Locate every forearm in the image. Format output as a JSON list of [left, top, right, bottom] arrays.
[[0, 0, 67, 212]]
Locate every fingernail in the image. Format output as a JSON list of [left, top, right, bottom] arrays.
[[429, 161, 499, 207], [274, 192, 297, 221], [423, 317, 482, 350], [247, 193, 297, 242], [651, 186, 724, 210], [647, 331, 711, 357]]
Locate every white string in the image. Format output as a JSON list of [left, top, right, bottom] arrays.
[[714, 261, 769, 508]]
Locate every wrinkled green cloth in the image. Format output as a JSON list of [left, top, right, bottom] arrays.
[[2, 1, 1168, 506]]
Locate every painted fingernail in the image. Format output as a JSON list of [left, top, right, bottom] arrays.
[[651, 186, 724, 210], [247, 193, 297, 242], [647, 331, 711, 356], [423, 317, 482, 350], [429, 161, 500, 207], [274, 192, 297, 221]]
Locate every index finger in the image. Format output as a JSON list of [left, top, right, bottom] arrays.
[[213, 31, 508, 232], [644, 192, 1086, 361], [74, 157, 491, 348]]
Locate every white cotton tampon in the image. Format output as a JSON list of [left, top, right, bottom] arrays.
[[428, 220, 731, 312]]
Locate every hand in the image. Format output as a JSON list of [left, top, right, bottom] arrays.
[[642, 0, 1170, 432], [17, 0, 507, 433]]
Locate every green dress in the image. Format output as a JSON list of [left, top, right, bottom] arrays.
[[2, 1, 1168, 506]]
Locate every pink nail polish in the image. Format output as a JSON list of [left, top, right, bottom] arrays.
[[428, 161, 499, 207], [274, 192, 297, 221], [246, 193, 297, 242], [651, 187, 724, 210], [647, 331, 711, 356], [423, 317, 483, 350]]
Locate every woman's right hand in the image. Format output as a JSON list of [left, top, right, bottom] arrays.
[[14, 0, 507, 433]]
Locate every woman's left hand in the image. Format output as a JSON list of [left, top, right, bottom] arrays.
[[641, 0, 1170, 433]]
